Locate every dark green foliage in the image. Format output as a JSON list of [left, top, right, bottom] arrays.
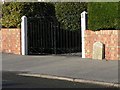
[[118, 2, 120, 30], [55, 2, 87, 31], [2, 2, 55, 28], [2, 2, 24, 28], [88, 2, 119, 30]]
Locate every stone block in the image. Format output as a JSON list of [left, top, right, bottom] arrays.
[[92, 42, 105, 60]]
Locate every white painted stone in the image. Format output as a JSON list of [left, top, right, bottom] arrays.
[[81, 11, 87, 58], [92, 42, 104, 60], [21, 16, 28, 55], [9, 50, 11, 52]]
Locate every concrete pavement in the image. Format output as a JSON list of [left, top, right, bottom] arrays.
[[2, 53, 119, 87]]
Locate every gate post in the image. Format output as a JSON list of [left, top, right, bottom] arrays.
[[21, 16, 28, 55], [81, 11, 87, 58]]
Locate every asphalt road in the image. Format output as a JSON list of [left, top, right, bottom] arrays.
[[2, 71, 117, 89], [2, 53, 118, 83], [2, 53, 119, 89]]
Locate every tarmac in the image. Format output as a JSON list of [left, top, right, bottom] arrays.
[[2, 53, 120, 87]]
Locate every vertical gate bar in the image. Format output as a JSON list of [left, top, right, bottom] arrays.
[[72, 31, 74, 53], [36, 19, 38, 51], [67, 30, 69, 54], [54, 25, 56, 54], [62, 29, 64, 53], [31, 19, 33, 53], [77, 30, 79, 53], [37, 19, 38, 52], [48, 21, 50, 53], [34, 19, 36, 50], [61, 29, 63, 53], [75, 31, 77, 53], [48, 21, 49, 53], [33, 20, 35, 51], [65, 30, 67, 54], [58, 23, 60, 53], [70, 31, 73, 53], [45, 20, 47, 53], [44, 21, 46, 53], [58, 23, 61, 53], [39, 18, 41, 54], [44, 20, 46, 54], [42, 20, 44, 54], [74, 31, 75, 53], [60, 27, 62, 53], [45, 21, 47, 53], [37, 19, 40, 53], [64, 30, 66, 53], [76, 31, 78, 52], [37, 19, 39, 51], [35, 19, 37, 52], [73, 31, 76, 53], [30, 20, 33, 54], [69, 31, 71, 53], [33, 19, 35, 51], [45, 22, 49, 53], [43, 20, 45, 54], [40, 20, 43, 54], [56, 24, 58, 53], [73, 31, 75, 53], [66, 30, 68, 53], [63, 30, 65, 53], [29, 20, 31, 53], [74, 31, 76, 53], [48, 22, 51, 54], [51, 22, 53, 54], [27, 20, 29, 54], [63, 29, 65, 53], [29, 21, 31, 54], [56, 25, 58, 54], [78, 31, 80, 53], [32, 19, 34, 52], [68, 30, 70, 54], [78, 30, 80, 52], [79, 30, 81, 52], [35, 19, 37, 50]]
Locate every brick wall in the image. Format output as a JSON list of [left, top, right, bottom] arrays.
[[85, 30, 120, 60], [0, 28, 21, 54]]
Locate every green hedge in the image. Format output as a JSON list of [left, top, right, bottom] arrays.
[[55, 2, 87, 31], [2, 2, 55, 28], [88, 2, 119, 30]]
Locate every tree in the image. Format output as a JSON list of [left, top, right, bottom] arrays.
[[2, 2, 55, 28], [54, 2, 87, 31]]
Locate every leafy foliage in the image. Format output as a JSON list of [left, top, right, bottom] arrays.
[[87, 2, 119, 30], [55, 2, 87, 31], [2, 2, 55, 28]]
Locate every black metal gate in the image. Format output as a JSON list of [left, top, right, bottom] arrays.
[[27, 17, 81, 56]]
